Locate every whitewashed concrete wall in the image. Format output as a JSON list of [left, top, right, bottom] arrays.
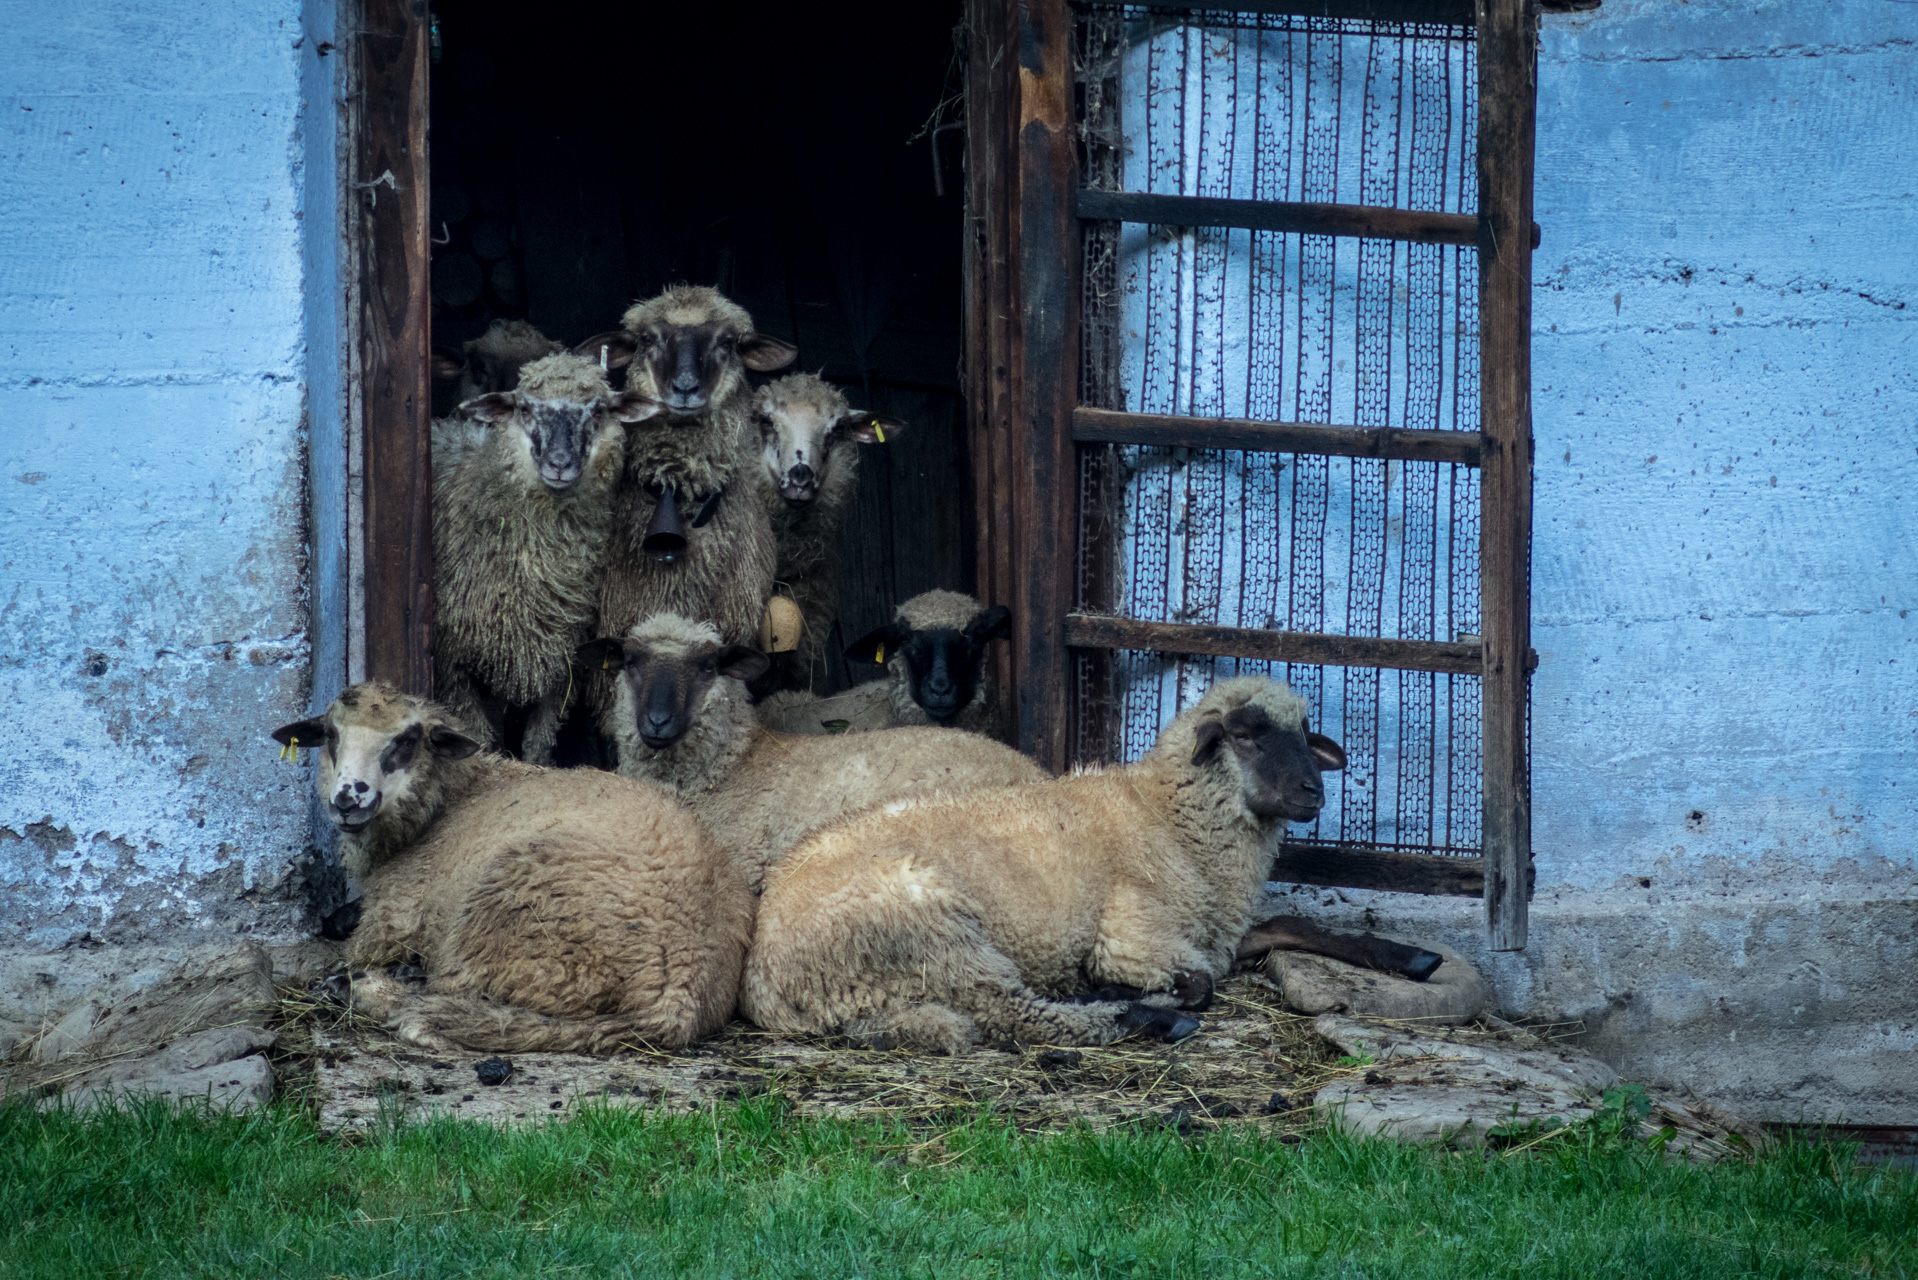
[[0, 0, 320, 954]]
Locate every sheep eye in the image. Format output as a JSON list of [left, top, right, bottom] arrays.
[[638, 331, 657, 348]]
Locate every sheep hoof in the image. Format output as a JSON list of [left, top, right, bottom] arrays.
[[307, 972, 352, 1004], [1401, 949, 1444, 983], [1170, 970, 1214, 1012], [1120, 1003, 1201, 1043], [390, 961, 428, 987]]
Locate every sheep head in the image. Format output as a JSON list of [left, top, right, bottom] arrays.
[[846, 592, 1010, 724], [754, 373, 905, 505], [590, 285, 797, 420], [1184, 678, 1346, 826], [270, 683, 481, 836], [578, 615, 770, 751], [433, 319, 565, 403], [459, 353, 661, 493]]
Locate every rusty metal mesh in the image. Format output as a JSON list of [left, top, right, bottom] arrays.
[[1073, 6, 1483, 856]]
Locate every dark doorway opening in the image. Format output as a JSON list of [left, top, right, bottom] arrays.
[[427, 0, 973, 736]]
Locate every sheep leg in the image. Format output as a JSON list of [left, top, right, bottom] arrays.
[[1238, 915, 1443, 982], [520, 689, 565, 766]]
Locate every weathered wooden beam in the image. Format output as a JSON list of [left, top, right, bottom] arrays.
[[356, 0, 434, 696], [1077, 189, 1541, 250], [1078, 0, 1476, 26], [1477, 0, 1539, 950], [1073, 407, 1483, 465], [1271, 843, 1535, 899], [1064, 614, 1485, 675]]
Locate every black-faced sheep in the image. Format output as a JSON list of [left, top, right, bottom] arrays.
[[577, 286, 796, 741], [433, 318, 565, 403], [738, 676, 1347, 1053], [753, 372, 905, 691], [271, 682, 751, 1053], [757, 590, 1010, 736], [432, 352, 660, 763], [578, 613, 1048, 895]]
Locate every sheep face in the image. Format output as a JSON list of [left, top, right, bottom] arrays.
[[271, 685, 481, 834], [755, 381, 900, 505], [433, 319, 564, 403], [605, 287, 797, 420], [848, 605, 1011, 723], [578, 632, 770, 751], [1190, 701, 1346, 825], [461, 388, 660, 492]]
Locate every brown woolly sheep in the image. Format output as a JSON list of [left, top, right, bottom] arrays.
[[753, 373, 906, 691], [432, 318, 565, 403], [738, 676, 1349, 1053], [758, 590, 1009, 736], [270, 682, 751, 1053], [433, 352, 661, 763], [573, 286, 796, 742], [577, 613, 1048, 895]]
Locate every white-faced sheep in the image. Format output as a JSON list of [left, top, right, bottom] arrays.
[[577, 613, 1048, 895], [432, 352, 661, 763], [758, 590, 1010, 736], [738, 676, 1351, 1053], [753, 372, 905, 691], [271, 682, 751, 1053], [433, 318, 566, 403], [574, 286, 797, 740]]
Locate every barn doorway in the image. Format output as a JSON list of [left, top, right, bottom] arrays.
[[425, 0, 973, 722]]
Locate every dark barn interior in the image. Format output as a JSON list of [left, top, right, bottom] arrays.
[[427, 0, 971, 705]]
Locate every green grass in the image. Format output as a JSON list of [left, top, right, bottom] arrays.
[[0, 1097, 1910, 1279]]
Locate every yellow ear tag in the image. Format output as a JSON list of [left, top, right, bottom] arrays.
[[279, 735, 298, 763], [873, 424, 886, 443], [874, 643, 885, 664]]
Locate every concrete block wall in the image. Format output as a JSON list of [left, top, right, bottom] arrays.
[[0, 1, 318, 954]]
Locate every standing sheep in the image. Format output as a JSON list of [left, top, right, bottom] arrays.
[[433, 352, 660, 763], [754, 372, 905, 691], [578, 613, 1048, 894], [738, 676, 1348, 1053], [270, 682, 752, 1053], [758, 590, 1009, 736], [433, 318, 565, 403]]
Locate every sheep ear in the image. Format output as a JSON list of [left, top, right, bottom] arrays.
[[1307, 732, 1347, 772], [845, 620, 910, 665], [1191, 718, 1227, 766], [964, 605, 1012, 644], [271, 717, 327, 748], [738, 332, 799, 373], [713, 644, 772, 683], [574, 638, 628, 672], [427, 725, 482, 760], [606, 390, 664, 423], [459, 392, 518, 422], [431, 346, 466, 382], [574, 330, 637, 372], [837, 412, 907, 446]]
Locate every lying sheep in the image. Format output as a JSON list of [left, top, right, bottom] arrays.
[[433, 318, 565, 403], [575, 286, 796, 740], [738, 676, 1348, 1053], [433, 352, 659, 763], [578, 613, 1047, 894], [758, 590, 1009, 736], [754, 373, 905, 691], [270, 682, 751, 1052]]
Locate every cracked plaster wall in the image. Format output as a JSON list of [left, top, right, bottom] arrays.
[[0, 1, 317, 949]]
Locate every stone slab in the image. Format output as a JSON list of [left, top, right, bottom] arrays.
[[1267, 942, 1490, 1025]]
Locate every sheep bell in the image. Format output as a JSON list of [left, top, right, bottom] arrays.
[[641, 485, 687, 561]]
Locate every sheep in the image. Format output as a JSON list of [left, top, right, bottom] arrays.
[[757, 590, 1009, 736], [432, 318, 565, 403], [737, 675, 1349, 1053], [753, 372, 905, 691], [269, 682, 752, 1053], [574, 286, 797, 740], [432, 352, 660, 763], [577, 613, 1048, 895]]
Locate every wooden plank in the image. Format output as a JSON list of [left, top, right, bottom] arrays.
[[1079, 189, 1478, 245], [1012, 0, 1078, 774], [1074, 407, 1482, 465], [1272, 844, 1536, 899], [1477, 0, 1538, 950], [1065, 614, 1484, 675], [1077, 0, 1476, 24], [356, 0, 434, 696]]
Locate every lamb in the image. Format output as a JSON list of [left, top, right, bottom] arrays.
[[737, 676, 1349, 1053], [432, 352, 660, 763], [753, 372, 905, 691], [270, 682, 752, 1052], [578, 613, 1048, 895], [576, 286, 797, 740], [433, 318, 565, 403], [758, 590, 1009, 736]]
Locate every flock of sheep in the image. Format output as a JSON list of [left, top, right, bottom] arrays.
[[272, 284, 1431, 1056]]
